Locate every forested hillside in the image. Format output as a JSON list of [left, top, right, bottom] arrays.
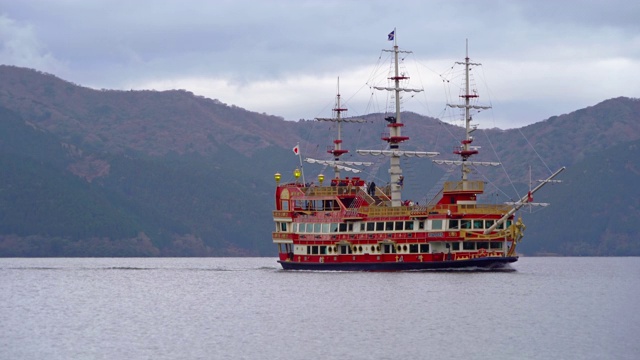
[[0, 65, 639, 256]]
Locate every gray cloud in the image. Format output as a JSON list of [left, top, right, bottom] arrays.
[[1, 0, 639, 128]]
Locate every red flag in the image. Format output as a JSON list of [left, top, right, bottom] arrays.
[[527, 191, 533, 202], [292, 145, 299, 155]]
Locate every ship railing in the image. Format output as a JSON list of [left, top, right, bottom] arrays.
[[443, 180, 484, 192], [425, 203, 512, 215], [304, 185, 362, 197]]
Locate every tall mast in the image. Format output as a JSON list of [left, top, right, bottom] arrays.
[[450, 40, 491, 189], [314, 78, 367, 179], [358, 30, 439, 206]]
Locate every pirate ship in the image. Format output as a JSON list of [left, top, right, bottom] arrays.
[[272, 33, 564, 270]]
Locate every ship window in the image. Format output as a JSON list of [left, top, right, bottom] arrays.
[[385, 222, 394, 231], [307, 246, 311, 254], [449, 220, 459, 229], [331, 223, 338, 232], [280, 223, 287, 232], [431, 220, 443, 230], [461, 220, 471, 229], [473, 220, 483, 229], [306, 223, 314, 233], [382, 244, 396, 254], [496, 222, 504, 230], [376, 222, 384, 231], [319, 246, 327, 254], [367, 222, 375, 232], [281, 201, 289, 211], [360, 223, 365, 231], [507, 220, 513, 228], [420, 244, 429, 253], [418, 221, 425, 230], [485, 220, 495, 229], [339, 223, 347, 232], [311, 246, 319, 255], [314, 223, 321, 233], [348, 223, 353, 232], [298, 224, 305, 233], [322, 223, 330, 233], [405, 221, 414, 230], [452, 242, 460, 251], [395, 221, 404, 231], [490, 242, 503, 249], [463, 242, 475, 250], [409, 244, 419, 253], [477, 242, 489, 250], [315, 200, 323, 211]]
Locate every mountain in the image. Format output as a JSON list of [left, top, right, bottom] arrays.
[[0, 65, 639, 256]]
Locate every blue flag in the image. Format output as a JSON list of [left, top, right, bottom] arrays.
[[388, 30, 395, 41]]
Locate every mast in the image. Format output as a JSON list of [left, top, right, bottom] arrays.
[[313, 78, 368, 179], [358, 30, 438, 206], [449, 40, 491, 190]]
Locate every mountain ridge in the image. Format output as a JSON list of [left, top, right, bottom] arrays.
[[0, 65, 638, 256]]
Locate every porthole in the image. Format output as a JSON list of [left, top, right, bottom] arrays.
[[358, 246, 363, 252]]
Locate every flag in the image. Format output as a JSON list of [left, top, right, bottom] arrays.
[[527, 191, 533, 202], [388, 30, 395, 41], [293, 145, 299, 155]]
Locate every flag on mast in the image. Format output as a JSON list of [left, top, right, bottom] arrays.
[[293, 145, 299, 155], [387, 30, 395, 41]]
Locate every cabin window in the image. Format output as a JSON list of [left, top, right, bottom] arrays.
[[331, 223, 338, 232], [306, 223, 314, 233], [385, 222, 394, 231], [395, 221, 404, 231], [291, 223, 297, 232], [418, 221, 425, 230], [485, 220, 495, 229], [452, 242, 460, 251], [311, 246, 319, 255], [473, 220, 483, 229], [431, 220, 443, 230], [348, 223, 354, 232], [306, 246, 311, 254], [449, 220, 459, 229], [376, 222, 384, 231], [281, 201, 289, 211], [496, 222, 504, 230], [280, 223, 287, 232], [420, 244, 429, 253], [477, 242, 489, 250], [461, 220, 471, 229], [320, 246, 327, 254], [322, 223, 330, 233], [463, 242, 475, 250], [367, 222, 375, 232], [382, 244, 396, 254], [314, 200, 323, 211], [409, 244, 419, 253], [339, 223, 348, 232], [405, 221, 414, 230], [311, 223, 319, 233], [507, 220, 513, 228], [490, 242, 503, 249], [339, 245, 352, 254], [360, 223, 365, 231], [298, 224, 305, 233]]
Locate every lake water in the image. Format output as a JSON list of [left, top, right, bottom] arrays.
[[1, 257, 638, 360]]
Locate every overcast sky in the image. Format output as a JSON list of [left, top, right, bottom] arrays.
[[1, 0, 639, 129]]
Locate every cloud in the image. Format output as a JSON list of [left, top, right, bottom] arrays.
[[1, 0, 639, 129], [0, 14, 65, 74]]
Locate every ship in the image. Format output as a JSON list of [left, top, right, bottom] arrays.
[[272, 32, 564, 271]]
